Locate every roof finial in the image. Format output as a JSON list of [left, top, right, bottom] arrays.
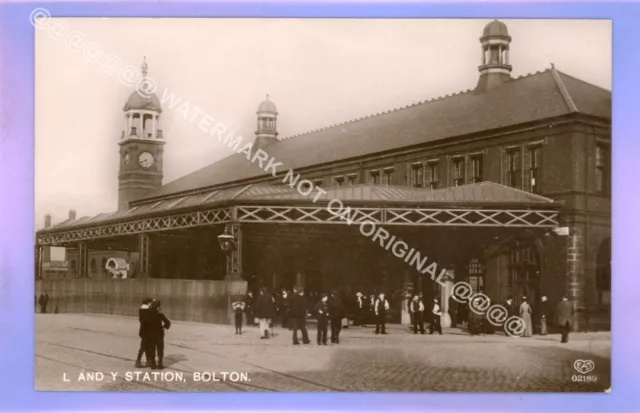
[[266, 93, 269, 100], [141, 56, 148, 77]]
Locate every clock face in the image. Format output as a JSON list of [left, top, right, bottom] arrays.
[[138, 152, 154, 168]]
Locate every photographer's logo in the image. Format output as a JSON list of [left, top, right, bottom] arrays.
[[574, 359, 595, 374]]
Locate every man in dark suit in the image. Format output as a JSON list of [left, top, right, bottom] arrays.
[[328, 290, 345, 344], [146, 300, 171, 370], [135, 297, 153, 368], [314, 294, 330, 346], [374, 292, 390, 335], [556, 295, 575, 343], [290, 287, 311, 345], [409, 294, 426, 334], [254, 287, 275, 339], [38, 292, 50, 313], [244, 291, 255, 326]]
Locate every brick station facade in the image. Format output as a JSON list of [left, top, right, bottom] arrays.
[[36, 20, 610, 330]]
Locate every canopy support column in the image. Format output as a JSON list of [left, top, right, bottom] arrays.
[[139, 233, 150, 277], [78, 243, 89, 278]]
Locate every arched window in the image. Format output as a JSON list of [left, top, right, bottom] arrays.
[[596, 238, 611, 305], [90, 258, 97, 273], [101, 258, 107, 276]]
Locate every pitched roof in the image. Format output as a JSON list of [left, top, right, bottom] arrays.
[[39, 182, 557, 234], [143, 68, 611, 200]]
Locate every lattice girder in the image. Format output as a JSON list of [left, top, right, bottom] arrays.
[[36, 205, 558, 246], [36, 208, 233, 246]]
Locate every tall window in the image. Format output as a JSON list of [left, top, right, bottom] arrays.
[[347, 174, 358, 185], [452, 157, 465, 187], [470, 155, 483, 183], [90, 259, 97, 274], [529, 146, 542, 194], [506, 149, 521, 188], [382, 168, 394, 185], [411, 164, 424, 188], [369, 170, 380, 184], [596, 144, 610, 195], [467, 258, 485, 293], [509, 241, 540, 300], [334, 176, 345, 187], [427, 162, 439, 190]]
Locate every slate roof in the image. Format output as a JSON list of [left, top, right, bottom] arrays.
[[145, 67, 610, 200], [38, 182, 558, 234]]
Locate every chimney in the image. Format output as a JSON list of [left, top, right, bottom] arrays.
[[69, 209, 77, 220], [44, 214, 52, 228]]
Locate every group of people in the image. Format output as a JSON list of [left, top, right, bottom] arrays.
[[464, 294, 576, 343], [134, 298, 171, 370], [236, 288, 448, 345], [236, 287, 347, 345], [353, 291, 443, 335]]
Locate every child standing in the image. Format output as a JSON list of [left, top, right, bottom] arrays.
[[232, 301, 245, 334]]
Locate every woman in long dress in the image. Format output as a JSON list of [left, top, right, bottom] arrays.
[[519, 296, 533, 337]]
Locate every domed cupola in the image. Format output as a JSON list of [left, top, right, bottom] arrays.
[[254, 94, 278, 151], [476, 20, 513, 92]]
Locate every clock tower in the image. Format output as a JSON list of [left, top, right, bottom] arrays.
[[118, 57, 165, 211]]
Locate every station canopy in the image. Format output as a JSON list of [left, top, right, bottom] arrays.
[[37, 182, 560, 246]]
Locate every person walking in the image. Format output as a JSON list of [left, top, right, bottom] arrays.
[[244, 291, 255, 326], [353, 292, 366, 326], [38, 292, 50, 314], [409, 294, 426, 334], [314, 294, 330, 345], [290, 287, 311, 345], [328, 290, 345, 344], [255, 287, 275, 339], [135, 298, 152, 368], [374, 292, 390, 335], [430, 298, 443, 335], [556, 295, 575, 343], [146, 300, 171, 370], [280, 289, 291, 330], [539, 295, 549, 335], [368, 293, 376, 327], [519, 296, 533, 337], [232, 300, 246, 335]]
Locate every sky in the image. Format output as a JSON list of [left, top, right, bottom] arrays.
[[35, 18, 612, 231]]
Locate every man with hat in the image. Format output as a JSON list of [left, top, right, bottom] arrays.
[[290, 287, 311, 345], [374, 292, 390, 335], [328, 290, 345, 344]]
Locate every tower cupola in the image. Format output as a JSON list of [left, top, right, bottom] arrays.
[[476, 20, 513, 92], [254, 94, 278, 151]]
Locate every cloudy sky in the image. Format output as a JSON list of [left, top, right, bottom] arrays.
[[35, 18, 611, 229]]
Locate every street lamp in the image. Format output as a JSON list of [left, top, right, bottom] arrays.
[[218, 224, 238, 325], [217, 225, 237, 253]]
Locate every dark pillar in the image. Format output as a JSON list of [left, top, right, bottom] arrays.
[[78, 243, 89, 278], [566, 226, 585, 331], [224, 223, 244, 325], [35, 245, 43, 280], [139, 233, 150, 277], [225, 223, 242, 281]]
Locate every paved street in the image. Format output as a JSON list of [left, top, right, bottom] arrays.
[[35, 314, 610, 392]]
